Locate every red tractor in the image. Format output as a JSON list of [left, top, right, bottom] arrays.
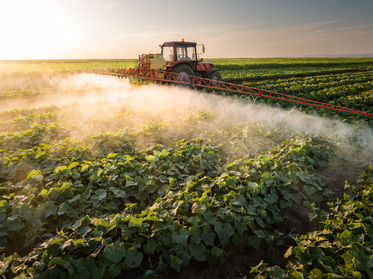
[[137, 39, 222, 84]]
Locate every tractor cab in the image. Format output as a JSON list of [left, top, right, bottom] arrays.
[[162, 41, 198, 63]]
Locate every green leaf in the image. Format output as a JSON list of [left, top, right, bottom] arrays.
[[261, 172, 273, 185], [124, 248, 143, 269], [147, 215, 159, 222], [189, 226, 202, 244], [203, 211, 217, 225], [74, 258, 90, 279], [284, 246, 293, 258], [39, 189, 48, 198], [265, 194, 278, 205], [282, 190, 292, 201], [94, 189, 107, 201], [356, 249, 373, 272], [342, 250, 356, 270], [62, 169, 71, 177], [290, 270, 304, 279], [230, 193, 247, 207], [318, 256, 336, 273], [128, 216, 143, 228], [68, 162, 80, 169], [253, 196, 265, 208], [144, 238, 157, 254], [303, 185, 317, 198], [48, 188, 59, 200], [47, 257, 65, 267], [234, 222, 247, 236], [308, 212, 318, 222], [145, 155, 156, 163], [45, 203, 58, 217], [211, 246, 224, 258], [33, 174, 44, 183], [309, 268, 323, 279], [298, 172, 314, 184], [78, 226, 91, 236], [107, 153, 117, 159], [170, 255, 182, 272], [172, 227, 190, 247], [59, 182, 72, 192], [14, 274, 27, 279], [188, 243, 206, 261], [0, 200, 8, 211], [110, 188, 127, 199], [214, 221, 234, 247], [27, 169, 41, 180], [81, 164, 90, 172], [68, 194, 81, 204], [85, 257, 106, 279], [104, 241, 126, 263], [201, 225, 216, 246], [143, 270, 157, 279], [58, 203, 77, 218]]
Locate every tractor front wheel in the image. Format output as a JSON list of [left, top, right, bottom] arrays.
[[209, 71, 222, 81], [208, 71, 222, 87], [172, 64, 194, 87]]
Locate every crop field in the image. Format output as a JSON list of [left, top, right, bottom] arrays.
[[1, 58, 373, 279]]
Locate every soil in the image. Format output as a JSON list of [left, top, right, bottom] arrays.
[[5, 235, 39, 257]]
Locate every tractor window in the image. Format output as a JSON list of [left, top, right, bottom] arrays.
[[162, 46, 174, 62], [176, 45, 196, 61]]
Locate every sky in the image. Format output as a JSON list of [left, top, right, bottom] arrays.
[[0, 0, 372, 59]]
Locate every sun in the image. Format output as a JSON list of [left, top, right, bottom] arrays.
[[0, 0, 76, 60]]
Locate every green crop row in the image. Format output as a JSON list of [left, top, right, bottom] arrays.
[[212, 57, 373, 71], [243, 71, 373, 93], [221, 67, 372, 82], [237, 71, 373, 126], [0, 108, 294, 162], [0, 127, 346, 278], [253, 164, 373, 278]]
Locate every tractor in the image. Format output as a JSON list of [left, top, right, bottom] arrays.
[[137, 39, 222, 84]]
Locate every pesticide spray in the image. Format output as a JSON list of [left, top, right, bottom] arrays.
[[1, 72, 372, 163]]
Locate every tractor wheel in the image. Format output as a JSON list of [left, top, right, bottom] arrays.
[[209, 71, 222, 81], [172, 64, 194, 87], [208, 71, 222, 87]]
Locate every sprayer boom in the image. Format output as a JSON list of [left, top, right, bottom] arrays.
[[87, 67, 373, 119]]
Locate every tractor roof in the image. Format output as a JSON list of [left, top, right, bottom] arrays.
[[162, 41, 197, 46]]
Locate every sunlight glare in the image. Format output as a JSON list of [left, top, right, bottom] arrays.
[[0, 0, 76, 59]]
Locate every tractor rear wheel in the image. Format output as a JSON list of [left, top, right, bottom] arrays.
[[172, 64, 194, 87]]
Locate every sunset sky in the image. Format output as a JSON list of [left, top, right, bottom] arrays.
[[1, 0, 372, 60]]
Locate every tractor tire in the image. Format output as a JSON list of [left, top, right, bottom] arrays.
[[208, 71, 222, 87], [172, 64, 194, 87], [209, 71, 222, 81]]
